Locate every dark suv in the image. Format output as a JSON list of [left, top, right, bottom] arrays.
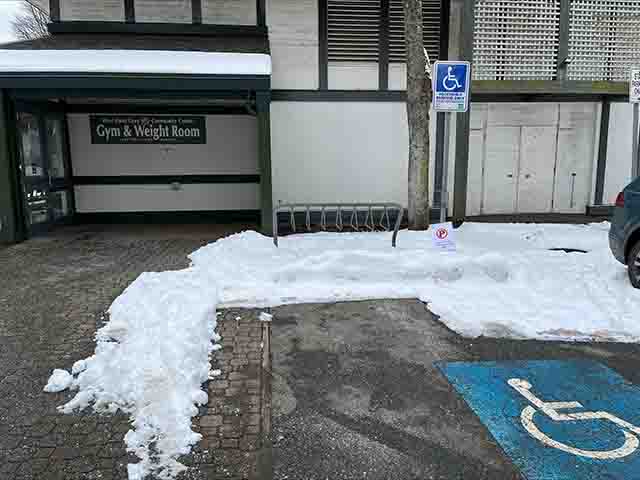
[[609, 176, 640, 288]]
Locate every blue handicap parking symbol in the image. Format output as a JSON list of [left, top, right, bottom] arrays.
[[432, 61, 470, 112], [435, 63, 468, 94], [438, 360, 640, 479]]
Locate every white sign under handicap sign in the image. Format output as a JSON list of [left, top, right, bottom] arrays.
[[431, 222, 455, 251], [432, 61, 471, 112], [631, 69, 640, 103]]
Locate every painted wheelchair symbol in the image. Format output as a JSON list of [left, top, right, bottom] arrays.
[[509, 378, 640, 459], [442, 66, 462, 91]]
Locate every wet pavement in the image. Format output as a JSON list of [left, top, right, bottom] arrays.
[[0, 223, 255, 480], [269, 299, 640, 480]]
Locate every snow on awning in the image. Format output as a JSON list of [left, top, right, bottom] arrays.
[[0, 49, 271, 76]]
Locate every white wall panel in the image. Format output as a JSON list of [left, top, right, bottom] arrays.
[[135, 0, 191, 23], [68, 114, 258, 176], [388, 63, 406, 90], [467, 130, 485, 216], [604, 103, 636, 204], [60, 0, 124, 21], [488, 103, 559, 127], [74, 184, 259, 212], [271, 102, 409, 205], [203, 0, 256, 24], [267, 0, 318, 89], [483, 126, 519, 214], [517, 126, 556, 213], [328, 62, 379, 90]]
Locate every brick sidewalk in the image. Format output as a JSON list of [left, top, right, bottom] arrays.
[[0, 225, 271, 480], [186, 309, 272, 480]]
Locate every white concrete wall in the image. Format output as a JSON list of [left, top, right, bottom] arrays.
[[271, 101, 437, 207], [74, 184, 259, 212], [59, 0, 124, 21], [134, 0, 191, 23], [68, 114, 258, 176], [389, 63, 406, 90], [267, 0, 318, 89], [202, 0, 256, 25], [328, 63, 379, 90], [68, 113, 259, 213], [604, 103, 637, 204]]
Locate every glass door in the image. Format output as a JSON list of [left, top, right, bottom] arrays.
[[45, 114, 73, 223], [17, 111, 50, 234], [16, 107, 73, 235]]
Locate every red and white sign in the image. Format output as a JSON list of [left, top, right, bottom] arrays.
[[431, 222, 456, 251], [630, 69, 640, 103]]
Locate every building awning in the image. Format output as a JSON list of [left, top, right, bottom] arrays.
[[0, 33, 271, 94], [0, 49, 271, 77]]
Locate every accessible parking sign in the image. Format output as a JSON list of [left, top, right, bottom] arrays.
[[432, 61, 471, 112], [438, 360, 640, 480]]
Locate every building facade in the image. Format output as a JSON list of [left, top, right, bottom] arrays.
[[0, 0, 638, 243]]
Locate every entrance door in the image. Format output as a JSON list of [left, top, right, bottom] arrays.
[[16, 107, 73, 235]]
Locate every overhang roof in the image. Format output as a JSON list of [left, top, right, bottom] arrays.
[[0, 49, 271, 76], [0, 33, 269, 54], [0, 34, 271, 93]]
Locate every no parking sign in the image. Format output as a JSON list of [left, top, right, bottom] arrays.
[[431, 222, 455, 251]]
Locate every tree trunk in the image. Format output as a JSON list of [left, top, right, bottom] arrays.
[[405, 0, 432, 230]]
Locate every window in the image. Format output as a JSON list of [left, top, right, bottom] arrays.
[[327, 0, 381, 62], [326, 0, 443, 63], [389, 0, 442, 63]]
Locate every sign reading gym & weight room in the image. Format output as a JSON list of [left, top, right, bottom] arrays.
[[90, 115, 207, 144]]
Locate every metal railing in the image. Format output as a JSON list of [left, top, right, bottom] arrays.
[[272, 203, 404, 247]]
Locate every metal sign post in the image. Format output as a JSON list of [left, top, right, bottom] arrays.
[[630, 69, 640, 179], [432, 61, 471, 223]]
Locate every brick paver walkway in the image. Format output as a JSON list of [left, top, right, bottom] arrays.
[[0, 224, 269, 480]]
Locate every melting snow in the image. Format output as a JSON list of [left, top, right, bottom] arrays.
[[46, 221, 640, 479]]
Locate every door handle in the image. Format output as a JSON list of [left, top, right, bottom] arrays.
[[524, 174, 531, 179], [507, 174, 513, 178]]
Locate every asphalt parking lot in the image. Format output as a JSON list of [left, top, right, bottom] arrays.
[[269, 299, 640, 480]]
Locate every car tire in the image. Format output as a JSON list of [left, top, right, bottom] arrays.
[[628, 241, 640, 289]]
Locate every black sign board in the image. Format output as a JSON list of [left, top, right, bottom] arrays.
[[90, 115, 206, 144]]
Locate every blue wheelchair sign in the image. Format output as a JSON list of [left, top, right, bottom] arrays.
[[432, 61, 470, 112], [438, 360, 640, 480]]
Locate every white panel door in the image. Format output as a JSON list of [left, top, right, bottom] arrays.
[[467, 130, 484, 216], [483, 127, 519, 214], [553, 128, 593, 212], [517, 126, 557, 213]]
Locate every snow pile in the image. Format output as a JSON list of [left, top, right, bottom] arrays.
[[189, 222, 640, 342], [46, 267, 219, 479], [43, 369, 73, 392]]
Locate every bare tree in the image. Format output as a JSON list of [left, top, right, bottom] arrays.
[[11, 1, 49, 41], [404, 0, 432, 230]]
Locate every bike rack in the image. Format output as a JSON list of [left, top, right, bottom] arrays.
[[272, 203, 404, 248]]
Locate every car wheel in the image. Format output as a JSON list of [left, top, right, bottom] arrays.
[[628, 241, 640, 289]]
